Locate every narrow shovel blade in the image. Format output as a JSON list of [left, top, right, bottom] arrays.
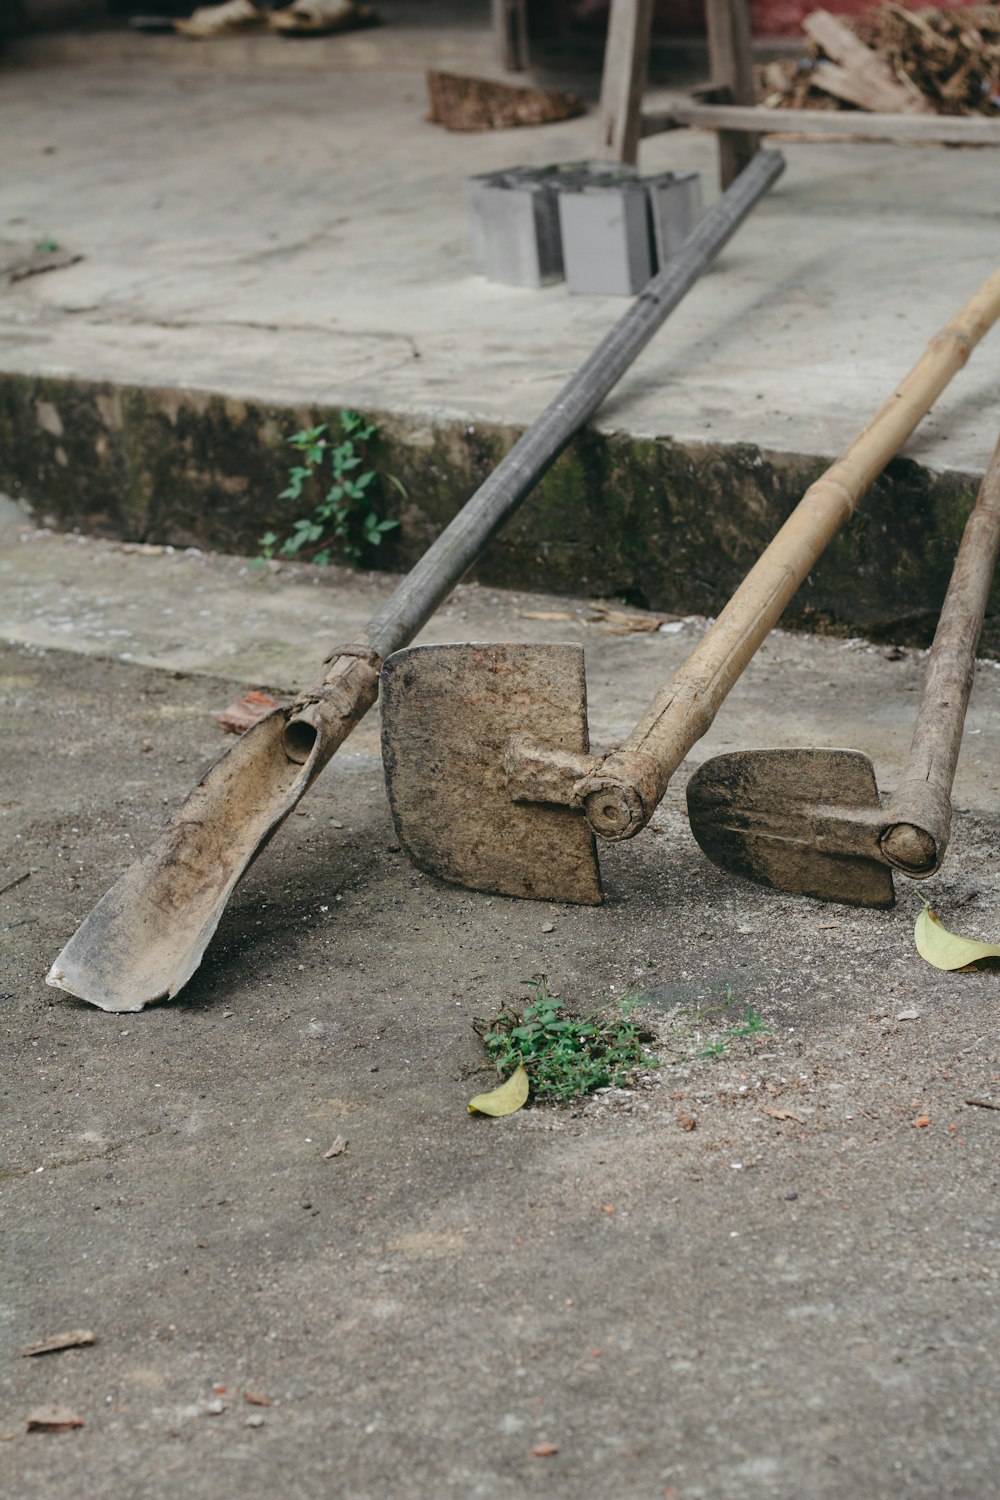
[[686, 747, 895, 909], [381, 643, 602, 904], [46, 710, 327, 1011]]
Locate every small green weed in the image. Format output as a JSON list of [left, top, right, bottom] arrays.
[[474, 976, 658, 1106], [258, 410, 404, 568], [660, 986, 772, 1063], [35, 237, 59, 253], [695, 1003, 770, 1058]]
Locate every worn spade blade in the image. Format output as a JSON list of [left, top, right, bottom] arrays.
[[381, 643, 602, 904], [47, 708, 336, 1011], [686, 747, 896, 909]]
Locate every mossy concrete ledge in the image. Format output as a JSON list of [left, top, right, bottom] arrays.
[[1, 371, 996, 655]]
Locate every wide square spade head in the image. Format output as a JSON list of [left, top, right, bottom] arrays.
[[380, 643, 602, 904], [686, 747, 895, 909]]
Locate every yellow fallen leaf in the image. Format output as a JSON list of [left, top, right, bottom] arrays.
[[914, 906, 1000, 972], [468, 1065, 529, 1117]]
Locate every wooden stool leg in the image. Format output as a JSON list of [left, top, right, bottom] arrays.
[[706, 0, 760, 187], [493, 0, 529, 72], [597, 0, 655, 165]]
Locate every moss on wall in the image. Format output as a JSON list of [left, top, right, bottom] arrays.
[[1, 372, 994, 654]]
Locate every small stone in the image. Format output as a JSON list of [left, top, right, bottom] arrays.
[[25, 1403, 84, 1432], [245, 1414, 265, 1428], [541, 922, 555, 933]]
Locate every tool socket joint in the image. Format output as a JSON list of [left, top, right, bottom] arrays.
[[577, 749, 662, 841], [879, 821, 941, 877]]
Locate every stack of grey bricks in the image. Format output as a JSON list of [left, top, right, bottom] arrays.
[[466, 161, 703, 295]]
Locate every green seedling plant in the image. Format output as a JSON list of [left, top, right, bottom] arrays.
[[259, 409, 404, 568], [475, 976, 658, 1106], [660, 984, 772, 1063], [695, 1002, 771, 1058]]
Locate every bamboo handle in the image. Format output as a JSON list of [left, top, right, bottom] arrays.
[[879, 434, 1000, 875], [581, 264, 1000, 840]]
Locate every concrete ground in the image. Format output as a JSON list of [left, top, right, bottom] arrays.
[[2, 9, 1000, 1495], [1, 7, 998, 476], [2, 509, 1000, 1498]]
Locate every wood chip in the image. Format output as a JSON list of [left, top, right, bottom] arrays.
[[965, 1098, 1000, 1111], [323, 1135, 349, 1158], [530, 1441, 559, 1457], [760, 1105, 804, 1124], [26, 1404, 84, 1432], [517, 609, 576, 622], [675, 1111, 697, 1132], [585, 603, 682, 634], [427, 71, 584, 132], [216, 690, 288, 735], [19, 1330, 95, 1358], [244, 1391, 272, 1407]]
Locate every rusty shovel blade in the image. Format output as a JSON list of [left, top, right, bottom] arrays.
[[685, 747, 896, 909], [46, 669, 376, 1012], [380, 643, 602, 905]]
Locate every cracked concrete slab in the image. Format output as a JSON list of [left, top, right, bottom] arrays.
[[2, 518, 1000, 1498]]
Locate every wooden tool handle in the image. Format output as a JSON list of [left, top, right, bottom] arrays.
[[581, 265, 1000, 840], [358, 149, 786, 664], [879, 435, 1000, 875]]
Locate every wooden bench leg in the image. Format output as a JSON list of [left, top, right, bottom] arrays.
[[706, 0, 760, 188], [597, 0, 655, 165], [493, 0, 529, 72]]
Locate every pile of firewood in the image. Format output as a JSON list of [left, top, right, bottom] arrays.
[[758, 4, 1000, 116], [426, 72, 585, 131]]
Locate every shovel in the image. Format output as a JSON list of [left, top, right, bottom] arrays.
[[686, 433, 1000, 908], [46, 148, 785, 1012], [380, 266, 1000, 904]]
